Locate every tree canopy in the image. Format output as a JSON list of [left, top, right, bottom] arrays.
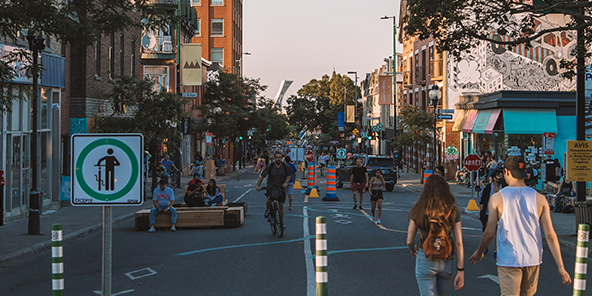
[[404, 0, 592, 62], [391, 105, 433, 150]]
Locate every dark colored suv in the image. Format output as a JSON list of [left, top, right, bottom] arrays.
[[335, 155, 398, 191]]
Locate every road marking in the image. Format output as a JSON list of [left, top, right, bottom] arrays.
[[233, 189, 252, 203], [124, 267, 157, 280], [478, 274, 499, 284], [462, 226, 482, 231], [94, 289, 134, 295], [175, 235, 315, 256], [304, 206, 315, 296], [359, 209, 407, 233], [310, 246, 408, 258]]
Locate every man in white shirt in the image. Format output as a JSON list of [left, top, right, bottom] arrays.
[[469, 156, 571, 295]]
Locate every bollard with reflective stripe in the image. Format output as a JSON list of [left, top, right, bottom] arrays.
[[316, 216, 328, 296], [306, 163, 315, 194], [574, 224, 589, 296], [323, 166, 339, 201], [52, 224, 64, 296]]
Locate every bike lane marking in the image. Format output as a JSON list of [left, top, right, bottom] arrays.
[[232, 188, 252, 203], [175, 235, 315, 256]]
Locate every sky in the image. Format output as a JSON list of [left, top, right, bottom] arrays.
[[243, 0, 401, 103]]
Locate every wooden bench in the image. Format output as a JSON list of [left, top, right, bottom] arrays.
[[183, 184, 228, 206], [135, 202, 247, 231]]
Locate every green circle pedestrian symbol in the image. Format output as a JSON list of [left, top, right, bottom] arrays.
[[337, 148, 347, 159]]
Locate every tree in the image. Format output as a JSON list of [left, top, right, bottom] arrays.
[[392, 105, 433, 154], [285, 73, 358, 142], [404, 0, 592, 65], [93, 75, 189, 189]]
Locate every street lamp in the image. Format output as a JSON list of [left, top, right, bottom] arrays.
[[213, 104, 222, 158], [237, 52, 251, 78], [26, 29, 45, 235], [381, 15, 397, 149], [429, 85, 442, 169]]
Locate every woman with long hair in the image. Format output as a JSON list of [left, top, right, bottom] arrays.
[[204, 179, 224, 207], [406, 174, 464, 295], [369, 169, 386, 224]]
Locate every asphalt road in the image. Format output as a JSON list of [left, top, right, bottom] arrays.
[[0, 173, 582, 295]]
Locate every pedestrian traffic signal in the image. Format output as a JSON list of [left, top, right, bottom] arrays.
[[239, 136, 243, 140]]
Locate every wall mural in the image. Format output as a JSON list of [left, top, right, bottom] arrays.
[[447, 14, 577, 109]]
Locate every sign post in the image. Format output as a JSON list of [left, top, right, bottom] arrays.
[[71, 134, 143, 296], [464, 154, 482, 199], [567, 140, 592, 182]]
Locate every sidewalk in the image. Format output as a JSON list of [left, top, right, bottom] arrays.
[[397, 171, 578, 251], [0, 166, 252, 266]]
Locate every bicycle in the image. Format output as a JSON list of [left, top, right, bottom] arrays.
[[262, 187, 284, 238]]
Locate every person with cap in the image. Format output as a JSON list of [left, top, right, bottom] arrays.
[[188, 172, 205, 186], [190, 160, 202, 179], [469, 156, 571, 295], [148, 179, 177, 232]]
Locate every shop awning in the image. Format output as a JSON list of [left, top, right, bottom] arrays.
[[484, 109, 502, 134], [452, 110, 467, 131], [472, 109, 493, 134], [462, 110, 479, 132], [502, 109, 557, 134]]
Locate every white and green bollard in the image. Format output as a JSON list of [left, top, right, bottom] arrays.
[[316, 216, 328, 296], [52, 223, 64, 296], [574, 224, 589, 296]]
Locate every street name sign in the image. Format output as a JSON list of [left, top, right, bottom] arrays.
[[438, 109, 454, 114], [567, 140, 592, 182], [71, 134, 144, 206], [182, 92, 198, 98]]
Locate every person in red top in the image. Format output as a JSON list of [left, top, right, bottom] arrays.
[[187, 172, 205, 186]]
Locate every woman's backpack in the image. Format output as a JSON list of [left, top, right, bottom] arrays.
[[419, 212, 454, 260]]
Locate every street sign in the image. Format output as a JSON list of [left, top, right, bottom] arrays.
[[567, 140, 592, 182], [205, 132, 213, 145], [338, 127, 344, 131], [464, 154, 482, 172], [361, 132, 368, 138], [544, 132, 556, 138], [438, 109, 455, 114], [182, 92, 198, 98], [375, 123, 385, 131], [336, 148, 347, 159], [437, 114, 453, 120], [337, 112, 344, 127], [306, 150, 314, 162], [352, 128, 359, 136], [71, 134, 144, 206]]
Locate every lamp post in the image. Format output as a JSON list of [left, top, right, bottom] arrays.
[[235, 52, 250, 169], [26, 30, 45, 235], [381, 15, 397, 147], [429, 85, 442, 170], [213, 103, 222, 161], [347, 71, 360, 152]]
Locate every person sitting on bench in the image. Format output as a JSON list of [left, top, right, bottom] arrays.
[[205, 179, 224, 207], [148, 179, 177, 232], [184, 183, 205, 207]]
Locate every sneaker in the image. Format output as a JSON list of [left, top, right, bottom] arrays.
[[359, 206, 364, 210], [170, 226, 176, 232], [280, 223, 286, 230], [371, 216, 375, 222], [376, 219, 381, 225], [264, 210, 270, 218], [147, 226, 155, 233], [210, 203, 217, 207], [353, 204, 358, 210]]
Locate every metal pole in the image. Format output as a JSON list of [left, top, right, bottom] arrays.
[[316, 216, 328, 296], [102, 206, 112, 296], [392, 17, 397, 141], [576, 24, 586, 202], [27, 35, 42, 235], [433, 109, 437, 169], [573, 224, 589, 295], [52, 224, 64, 296]]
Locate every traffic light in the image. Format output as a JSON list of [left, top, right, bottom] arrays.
[[239, 136, 243, 140]]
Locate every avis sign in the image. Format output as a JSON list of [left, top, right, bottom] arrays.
[[71, 134, 144, 206], [567, 140, 592, 182]]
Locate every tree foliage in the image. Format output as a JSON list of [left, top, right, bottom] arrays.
[[392, 105, 433, 150], [404, 0, 592, 64], [285, 73, 359, 141]]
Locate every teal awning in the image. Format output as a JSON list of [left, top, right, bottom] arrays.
[[502, 109, 557, 134], [472, 109, 493, 134]]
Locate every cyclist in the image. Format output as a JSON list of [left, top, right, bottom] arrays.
[[256, 151, 292, 230]]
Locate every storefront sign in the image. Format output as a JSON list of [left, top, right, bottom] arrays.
[[566, 140, 592, 182]]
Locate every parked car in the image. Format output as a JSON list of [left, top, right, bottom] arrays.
[[335, 155, 398, 191]]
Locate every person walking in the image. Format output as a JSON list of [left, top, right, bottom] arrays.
[[350, 158, 368, 210], [406, 174, 464, 295], [478, 167, 505, 257], [469, 156, 571, 295], [368, 170, 386, 224], [284, 156, 298, 210]]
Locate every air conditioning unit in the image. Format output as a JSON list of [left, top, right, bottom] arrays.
[[162, 36, 172, 53]]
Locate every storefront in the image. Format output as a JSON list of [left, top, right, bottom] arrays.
[[1, 45, 64, 221]]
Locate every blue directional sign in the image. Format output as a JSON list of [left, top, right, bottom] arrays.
[[437, 114, 453, 120], [337, 112, 344, 127]]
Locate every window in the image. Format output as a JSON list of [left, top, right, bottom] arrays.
[[131, 39, 136, 77], [211, 0, 223, 4], [211, 19, 223, 36], [195, 19, 201, 36], [211, 48, 223, 64], [95, 39, 101, 77], [120, 34, 125, 76], [191, 0, 201, 5], [144, 66, 169, 92]]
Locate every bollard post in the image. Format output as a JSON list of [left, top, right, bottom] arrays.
[[52, 224, 64, 296], [316, 216, 328, 296], [237, 167, 240, 181], [574, 223, 589, 296], [322, 166, 339, 201], [306, 163, 315, 195]]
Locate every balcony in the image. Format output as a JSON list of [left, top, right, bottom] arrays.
[[414, 66, 426, 84], [145, 0, 178, 9], [141, 35, 176, 60], [430, 59, 444, 79]]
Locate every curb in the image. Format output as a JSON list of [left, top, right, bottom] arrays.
[[0, 212, 136, 266]]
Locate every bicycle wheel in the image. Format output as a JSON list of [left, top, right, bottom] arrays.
[[275, 205, 283, 238], [269, 207, 277, 235]]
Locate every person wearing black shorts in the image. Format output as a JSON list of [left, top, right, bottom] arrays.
[[369, 169, 386, 224], [256, 151, 292, 229], [350, 158, 369, 210]]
